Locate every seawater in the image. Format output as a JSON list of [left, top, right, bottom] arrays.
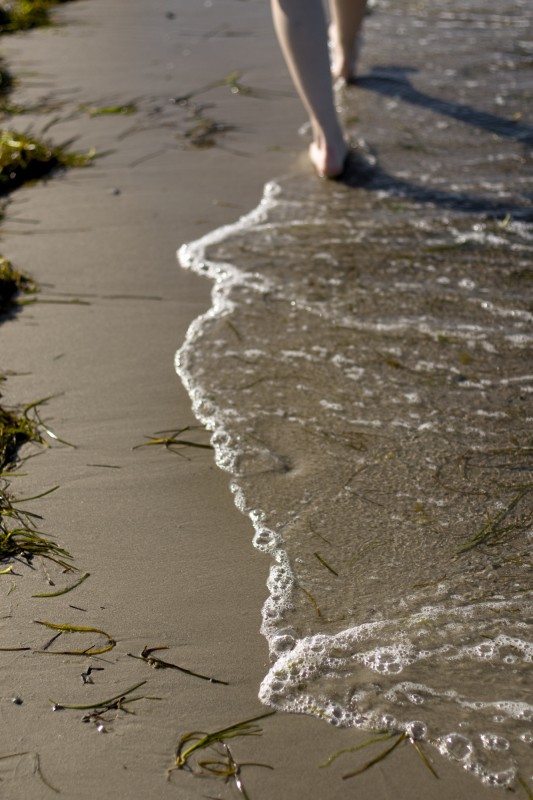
[[176, 0, 532, 788]]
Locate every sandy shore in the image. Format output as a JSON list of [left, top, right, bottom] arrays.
[[0, 1, 515, 798]]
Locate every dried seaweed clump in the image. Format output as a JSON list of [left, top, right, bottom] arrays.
[[0, 129, 92, 192], [0, 0, 75, 33], [0, 255, 36, 310], [0, 402, 41, 471]]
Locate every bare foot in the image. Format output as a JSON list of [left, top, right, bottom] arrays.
[[309, 139, 349, 179]]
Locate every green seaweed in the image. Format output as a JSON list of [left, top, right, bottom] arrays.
[[172, 711, 275, 770], [170, 711, 275, 798], [457, 485, 532, 553], [313, 552, 339, 576], [0, 0, 76, 34], [183, 114, 235, 150], [0, 523, 73, 570], [320, 732, 394, 768], [298, 584, 322, 618], [409, 737, 439, 778], [32, 571, 89, 597], [134, 426, 213, 455], [0, 402, 42, 470], [34, 620, 116, 655], [127, 644, 229, 685], [342, 733, 407, 779], [50, 680, 148, 711], [0, 129, 94, 193]]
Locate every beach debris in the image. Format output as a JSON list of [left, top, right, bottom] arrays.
[[319, 731, 394, 768], [297, 584, 322, 618], [22, 396, 76, 448], [313, 552, 339, 576], [34, 620, 116, 656], [32, 571, 89, 598], [174, 70, 273, 105], [0, 400, 43, 470], [322, 730, 440, 781], [409, 737, 439, 779], [81, 665, 104, 685], [183, 113, 235, 150], [127, 644, 229, 685], [457, 485, 532, 553], [342, 732, 407, 779], [0, 0, 81, 34], [0, 129, 94, 193], [133, 425, 213, 455], [0, 517, 74, 570], [169, 711, 275, 797], [0, 255, 36, 311], [50, 680, 161, 732]]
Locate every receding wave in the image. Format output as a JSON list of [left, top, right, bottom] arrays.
[[175, 0, 532, 788]]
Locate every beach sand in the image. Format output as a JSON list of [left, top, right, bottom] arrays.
[[0, 1, 517, 797]]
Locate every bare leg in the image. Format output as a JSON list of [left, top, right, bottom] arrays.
[[271, 0, 348, 178], [329, 0, 368, 82]]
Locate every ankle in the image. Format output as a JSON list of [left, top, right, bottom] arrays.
[[309, 137, 349, 179]]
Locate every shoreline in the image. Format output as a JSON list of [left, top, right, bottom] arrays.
[[0, 1, 526, 798]]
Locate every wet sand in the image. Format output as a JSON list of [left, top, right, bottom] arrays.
[[0, 0, 518, 798]]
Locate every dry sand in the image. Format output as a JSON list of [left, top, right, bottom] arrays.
[[0, 1, 513, 797]]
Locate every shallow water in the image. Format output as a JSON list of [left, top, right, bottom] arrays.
[[176, 0, 532, 788]]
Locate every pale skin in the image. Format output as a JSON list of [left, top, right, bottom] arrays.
[[271, 0, 368, 178]]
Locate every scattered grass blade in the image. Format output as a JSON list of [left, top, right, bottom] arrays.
[[128, 644, 228, 685], [320, 732, 394, 768], [32, 572, 89, 598], [457, 487, 531, 553], [342, 733, 407, 779], [409, 737, 439, 778], [173, 710, 276, 771], [34, 620, 116, 655], [50, 680, 147, 711], [313, 552, 338, 576], [519, 775, 533, 800]]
